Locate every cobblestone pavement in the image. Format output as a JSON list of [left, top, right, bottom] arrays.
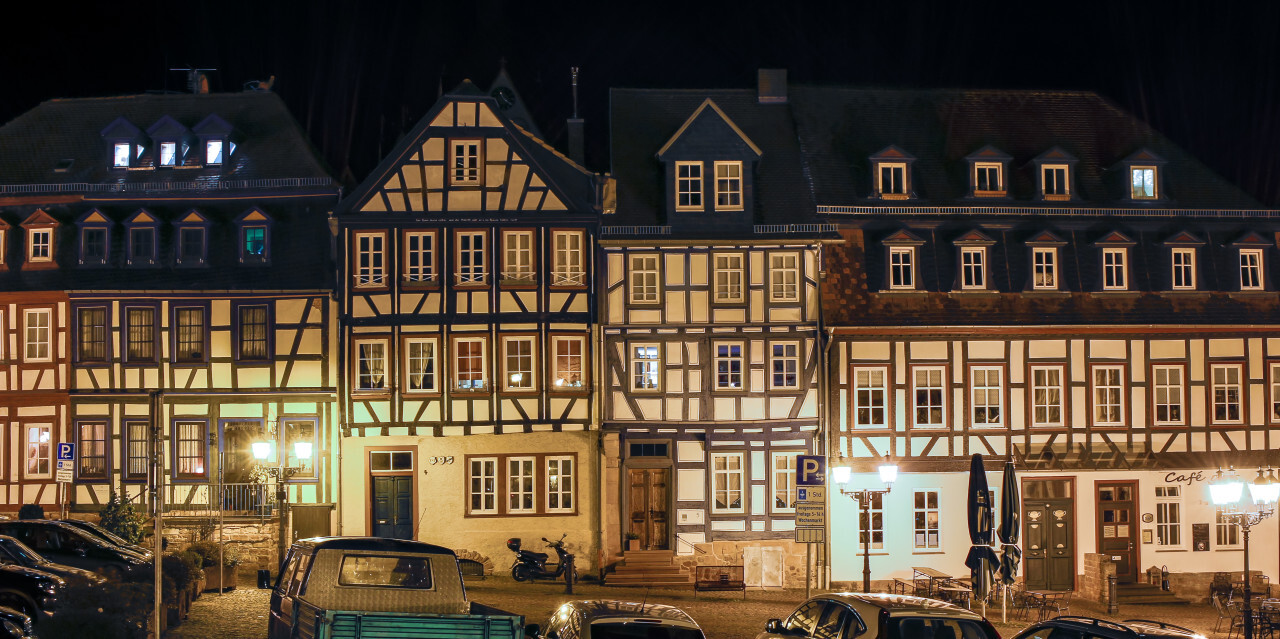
[[166, 579, 1228, 639]]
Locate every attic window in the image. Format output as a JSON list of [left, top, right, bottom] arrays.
[[206, 140, 223, 165], [113, 143, 130, 168], [676, 162, 704, 210], [159, 142, 177, 167], [450, 140, 482, 185], [878, 163, 908, 199], [714, 161, 743, 210], [974, 163, 1003, 195], [1131, 166, 1157, 199], [54, 159, 74, 173], [27, 229, 52, 263], [1042, 165, 1070, 200]]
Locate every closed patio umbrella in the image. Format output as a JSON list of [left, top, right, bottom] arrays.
[[997, 460, 1022, 622], [965, 454, 999, 617]]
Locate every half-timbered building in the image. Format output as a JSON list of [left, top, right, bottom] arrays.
[[792, 86, 1280, 591], [0, 89, 341, 563], [334, 81, 610, 572], [604, 73, 835, 587]]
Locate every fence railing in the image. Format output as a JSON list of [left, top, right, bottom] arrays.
[[161, 482, 277, 519]]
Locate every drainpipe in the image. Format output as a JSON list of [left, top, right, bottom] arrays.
[[815, 241, 831, 590]]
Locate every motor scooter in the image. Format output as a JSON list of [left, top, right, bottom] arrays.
[[507, 534, 577, 583]]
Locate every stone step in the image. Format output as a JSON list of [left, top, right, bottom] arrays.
[[1115, 594, 1191, 604]]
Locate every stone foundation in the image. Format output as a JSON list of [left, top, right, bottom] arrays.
[[672, 539, 817, 589], [1146, 566, 1268, 603], [1080, 553, 1116, 603], [455, 549, 497, 575], [163, 520, 279, 576]]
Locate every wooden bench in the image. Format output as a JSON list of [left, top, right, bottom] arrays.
[[694, 565, 746, 599]]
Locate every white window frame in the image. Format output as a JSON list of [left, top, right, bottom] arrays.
[[502, 230, 535, 284], [711, 452, 745, 514], [1240, 249, 1265, 290], [552, 336, 586, 389], [1103, 248, 1128, 290], [770, 342, 800, 390], [889, 246, 915, 289], [878, 162, 907, 197], [355, 339, 387, 391], [507, 457, 536, 514], [205, 139, 223, 165], [713, 253, 744, 303], [456, 231, 487, 285], [912, 366, 946, 429], [23, 309, 51, 362], [913, 489, 941, 549], [1216, 511, 1242, 549], [113, 142, 130, 167], [25, 424, 51, 478], [552, 231, 585, 286], [1171, 248, 1196, 290], [1152, 365, 1185, 426], [1032, 247, 1058, 290], [970, 366, 1003, 427], [453, 336, 488, 391], [27, 229, 51, 263], [853, 366, 888, 429], [159, 141, 177, 167], [404, 337, 438, 393], [1091, 364, 1125, 426], [1030, 365, 1064, 427], [502, 335, 536, 391], [1154, 486, 1182, 548], [769, 252, 800, 302], [354, 232, 386, 287], [630, 343, 660, 391], [404, 231, 437, 283], [675, 161, 703, 210], [1131, 166, 1157, 199], [468, 457, 498, 514], [1042, 164, 1070, 198], [1271, 362, 1280, 424], [714, 161, 743, 211], [960, 247, 986, 289], [450, 139, 481, 185], [974, 162, 1003, 194], [715, 342, 744, 390], [771, 452, 799, 514], [629, 254, 660, 303], [546, 456, 575, 513], [1211, 363, 1244, 424]]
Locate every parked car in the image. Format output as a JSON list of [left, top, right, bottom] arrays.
[[0, 521, 148, 581], [530, 600, 707, 639], [58, 519, 152, 559], [0, 535, 103, 587], [758, 593, 999, 639], [0, 605, 32, 639], [1012, 616, 1206, 639], [0, 563, 63, 624]]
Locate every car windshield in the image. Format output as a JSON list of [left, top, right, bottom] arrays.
[[76, 522, 131, 547], [589, 622, 705, 639], [0, 538, 46, 565], [888, 617, 995, 639]]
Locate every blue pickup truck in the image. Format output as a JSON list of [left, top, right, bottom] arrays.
[[269, 537, 523, 639]]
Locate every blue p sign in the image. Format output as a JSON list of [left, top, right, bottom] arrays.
[[796, 455, 825, 486], [57, 443, 75, 461]]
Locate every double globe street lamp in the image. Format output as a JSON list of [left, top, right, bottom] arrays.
[[1208, 466, 1280, 639], [834, 455, 899, 593], [253, 439, 314, 564]]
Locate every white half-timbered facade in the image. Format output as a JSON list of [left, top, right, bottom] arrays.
[[335, 81, 611, 572]]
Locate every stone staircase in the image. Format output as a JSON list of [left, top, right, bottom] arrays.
[[604, 549, 693, 587], [1116, 582, 1191, 604]]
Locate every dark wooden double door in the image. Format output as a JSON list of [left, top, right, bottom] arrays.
[[1023, 479, 1075, 591], [627, 468, 670, 550], [372, 476, 413, 539]]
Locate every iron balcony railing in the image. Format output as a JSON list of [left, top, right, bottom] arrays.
[[161, 482, 278, 519]]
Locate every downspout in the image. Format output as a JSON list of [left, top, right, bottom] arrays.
[[329, 210, 345, 536], [815, 240, 831, 589], [592, 227, 606, 580]]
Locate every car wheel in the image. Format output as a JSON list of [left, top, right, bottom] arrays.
[[0, 591, 34, 620], [511, 565, 531, 582]]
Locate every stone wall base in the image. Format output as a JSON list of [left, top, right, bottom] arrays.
[[1081, 553, 1116, 603], [671, 539, 820, 589]]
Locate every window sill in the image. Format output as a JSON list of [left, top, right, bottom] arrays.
[[877, 289, 927, 295], [1025, 290, 1070, 297], [1230, 291, 1276, 298], [1092, 291, 1141, 297], [402, 279, 441, 289], [1165, 290, 1210, 297], [950, 290, 998, 296], [912, 550, 946, 555], [1153, 548, 1188, 552]]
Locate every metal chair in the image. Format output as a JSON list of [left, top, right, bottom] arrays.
[[1215, 594, 1245, 639]]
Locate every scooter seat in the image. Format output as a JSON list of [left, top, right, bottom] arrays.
[[519, 550, 549, 562]]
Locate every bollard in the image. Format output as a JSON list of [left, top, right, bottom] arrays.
[[1107, 574, 1118, 614], [258, 568, 272, 589], [1161, 565, 1170, 591], [563, 554, 575, 595]]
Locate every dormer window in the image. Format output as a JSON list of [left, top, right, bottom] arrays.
[[206, 140, 223, 165], [101, 116, 143, 171], [174, 210, 210, 267], [953, 230, 995, 291], [159, 142, 177, 167], [236, 209, 272, 265], [1241, 249, 1265, 290], [76, 209, 111, 267], [879, 163, 908, 198], [1025, 230, 1068, 292], [114, 143, 131, 168], [714, 161, 742, 210], [450, 139, 482, 185], [1171, 248, 1195, 289], [974, 163, 1003, 194], [244, 227, 266, 258], [870, 146, 916, 201], [881, 229, 925, 291], [1103, 248, 1128, 289], [1042, 165, 1070, 199], [1131, 166, 1158, 199], [124, 210, 159, 267], [27, 229, 51, 263], [676, 162, 703, 210], [193, 114, 235, 168]]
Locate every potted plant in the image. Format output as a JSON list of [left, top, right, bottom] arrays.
[[187, 540, 240, 592], [624, 532, 640, 552]]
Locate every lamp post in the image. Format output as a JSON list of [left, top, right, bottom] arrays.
[[835, 455, 898, 593], [1208, 467, 1280, 639], [253, 438, 313, 568]]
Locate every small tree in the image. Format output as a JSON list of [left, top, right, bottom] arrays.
[[99, 492, 146, 545], [18, 503, 44, 520]]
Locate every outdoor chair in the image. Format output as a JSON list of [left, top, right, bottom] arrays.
[[1215, 594, 1245, 639]]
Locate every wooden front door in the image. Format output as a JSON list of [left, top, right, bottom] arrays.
[[372, 476, 413, 539], [1097, 481, 1138, 583], [627, 468, 669, 550], [1023, 478, 1075, 591]]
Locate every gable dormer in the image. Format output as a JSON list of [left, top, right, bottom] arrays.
[[20, 210, 59, 271], [1033, 147, 1079, 202], [192, 114, 235, 167], [146, 115, 193, 168], [100, 117, 143, 169], [952, 229, 996, 291], [1093, 230, 1137, 291], [965, 146, 1011, 198], [655, 99, 762, 233], [124, 210, 160, 266], [881, 229, 926, 290], [0, 218, 10, 267], [75, 209, 113, 267], [1025, 230, 1068, 291], [1161, 231, 1204, 291], [235, 208, 272, 265], [1118, 148, 1167, 202], [174, 209, 212, 267], [869, 146, 916, 200], [1231, 231, 1271, 291]]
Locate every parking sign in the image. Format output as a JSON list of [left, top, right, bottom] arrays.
[[57, 443, 75, 462], [796, 455, 825, 487]]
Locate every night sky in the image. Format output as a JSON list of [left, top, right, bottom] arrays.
[[6, 1, 1277, 206]]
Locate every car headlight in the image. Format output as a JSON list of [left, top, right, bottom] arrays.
[[38, 580, 58, 595]]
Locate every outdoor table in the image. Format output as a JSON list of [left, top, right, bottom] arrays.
[[1022, 591, 1050, 621], [937, 585, 972, 609], [912, 567, 952, 597]]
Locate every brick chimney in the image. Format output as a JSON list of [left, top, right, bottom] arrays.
[[757, 69, 788, 104]]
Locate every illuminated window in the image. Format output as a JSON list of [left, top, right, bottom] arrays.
[[354, 232, 386, 287], [961, 248, 986, 289], [1154, 486, 1182, 547], [675, 162, 703, 210], [631, 344, 660, 391], [889, 247, 915, 289], [914, 490, 940, 549], [629, 254, 659, 303], [853, 367, 888, 428], [771, 342, 800, 389], [715, 342, 744, 390], [1171, 248, 1195, 289], [467, 454, 577, 516], [769, 253, 800, 302], [174, 307, 206, 363], [175, 421, 207, 478], [27, 229, 51, 262], [552, 336, 585, 389], [206, 140, 223, 165], [1092, 365, 1125, 426], [772, 453, 799, 513], [242, 226, 268, 263], [113, 143, 130, 168], [450, 140, 481, 185], [1152, 365, 1184, 426], [552, 231, 585, 286], [25, 425, 51, 477], [125, 421, 148, 479], [77, 422, 107, 480], [355, 339, 387, 391], [404, 231, 436, 283], [23, 309, 51, 362], [1042, 165, 1069, 199], [404, 338, 438, 392], [713, 253, 744, 303], [1240, 249, 1264, 290], [711, 453, 744, 513], [76, 307, 107, 363], [456, 232, 487, 284], [1030, 366, 1064, 427], [1212, 364, 1243, 424], [1103, 248, 1128, 290], [125, 307, 155, 362], [1033, 248, 1057, 289], [237, 305, 269, 360], [912, 366, 946, 428], [860, 491, 885, 549], [159, 142, 177, 167], [879, 163, 907, 197], [502, 336, 536, 391], [453, 337, 487, 390], [502, 231, 534, 284], [469, 458, 498, 514], [970, 366, 1003, 426], [714, 161, 743, 210], [508, 457, 536, 513], [284, 419, 316, 477], [974, 163, 1003, 194], [1131, 167, 1157, 199], [546, 456, 574, 513]]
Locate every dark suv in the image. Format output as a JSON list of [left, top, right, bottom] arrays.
[[0, 521, 148, 580], [1012, 616, 1206, 639]]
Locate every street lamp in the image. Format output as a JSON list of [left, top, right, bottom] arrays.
[[253, 438, 313, 567], [836, 454, 898, 593], [1208, 466, 1279, 639]]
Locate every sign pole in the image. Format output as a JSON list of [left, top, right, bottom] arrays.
[[806, 542, 812, 599], [795, 454, 827, 596]]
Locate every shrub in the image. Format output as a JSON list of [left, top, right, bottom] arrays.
[[40, 581, 158, 639], [99, 492, 146, 544], [186, 539, 240, 568], [162, 552, 202, 592], [17, 503, 44, 520]]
